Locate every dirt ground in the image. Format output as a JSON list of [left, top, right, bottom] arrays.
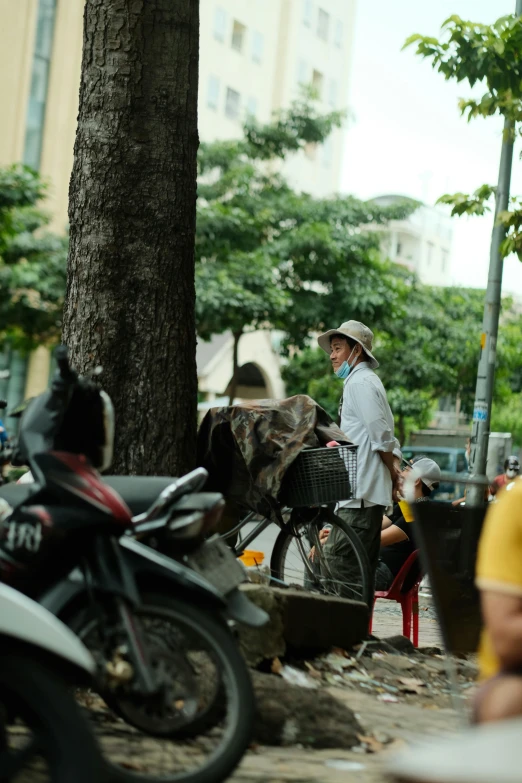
[[231, 661, 470, 783], [230, 599, 473, 783], [231, 687, 463, 783]]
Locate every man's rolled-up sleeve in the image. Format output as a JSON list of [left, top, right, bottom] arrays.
[[350, 383, 396, 453]]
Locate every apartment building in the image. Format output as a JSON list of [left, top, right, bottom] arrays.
[[0, 0, 357, 408], [371, 195, 454, 287], [199, 0, 357, 196]]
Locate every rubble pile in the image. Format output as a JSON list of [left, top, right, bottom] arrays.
[[271, 638, 478, 710]]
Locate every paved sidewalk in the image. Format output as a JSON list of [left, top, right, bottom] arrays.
[[230, 687, 461, 782], [371, 597, 442, 648]]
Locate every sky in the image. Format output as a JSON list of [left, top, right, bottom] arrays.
[[341, 0, 522, 296]]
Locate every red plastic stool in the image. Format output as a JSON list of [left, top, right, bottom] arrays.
[[369, 550, 422, 647]]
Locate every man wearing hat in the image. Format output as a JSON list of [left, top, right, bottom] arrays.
[[316, 320, 401, 590]]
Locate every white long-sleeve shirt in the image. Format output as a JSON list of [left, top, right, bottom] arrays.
[[339, 363, 400, 508]]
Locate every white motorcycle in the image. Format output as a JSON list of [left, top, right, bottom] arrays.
[[0, 581, 102, 782]]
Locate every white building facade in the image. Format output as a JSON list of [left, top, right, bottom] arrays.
[[198, 0, 357, 404], [199, 0, 357, 196], [371, 195, 454, 287]]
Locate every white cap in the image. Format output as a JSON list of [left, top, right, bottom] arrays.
[[411, 457, 441, 490]]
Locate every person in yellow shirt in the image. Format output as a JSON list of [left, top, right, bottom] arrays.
[[475, 477, 522, 722]]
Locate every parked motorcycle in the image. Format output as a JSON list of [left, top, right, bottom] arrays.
[[0, 581, 101, 782], [0, 347, 265, 783]]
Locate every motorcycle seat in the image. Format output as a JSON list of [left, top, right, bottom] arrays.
[[104, 476, 176, 515], [0, 475, 177, 517]]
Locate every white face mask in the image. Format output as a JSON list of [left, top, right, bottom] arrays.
[[507, 469, 518, 479]]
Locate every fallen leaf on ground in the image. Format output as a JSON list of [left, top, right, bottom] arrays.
[[356, 734, 384, 753], [304, 661, 323, 679], [398, 677, 427, 693], [271, 657, 283, 675], [331, 647, 349, 657]]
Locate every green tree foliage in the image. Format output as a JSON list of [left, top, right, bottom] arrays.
[[405, 13, 522, 259], [282, 284, 522, 445], [491, 393, 522, 448], [195, 91, 418, 398], [0, 165, 66, 347]]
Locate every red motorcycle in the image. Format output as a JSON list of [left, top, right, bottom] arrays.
[[0, 347, 266, 783]]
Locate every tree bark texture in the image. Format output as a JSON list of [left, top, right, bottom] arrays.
[[63, 0, 199, 476]]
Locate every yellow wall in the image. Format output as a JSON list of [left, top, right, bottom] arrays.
[[40, 0, 84, 232], [0, 0, 84, 231], [0, 0, 84, 395], [0, 0, 37, 165]]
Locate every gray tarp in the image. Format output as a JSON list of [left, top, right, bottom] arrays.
[[197, 394, 349, 523]]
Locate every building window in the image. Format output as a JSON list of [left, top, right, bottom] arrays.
[[312, 69, 323, 99], [225, 87, 241, 119], [303, 0, 313, 27], [246, 96, 258, 117], [214, 6, 227, 42], [441, 249, 449, 274], [207, 75, 220, 109], [322, 138, 332, 167], [334, 19, 343, 48], [317, 8, 330, 41], [23, 0, 57, 171], [231, 20, 246, 52], [297, 59, 308, 85], [328, 79, 337, 107], [252, 30, 263, 63], [427, 241, 435, 265]]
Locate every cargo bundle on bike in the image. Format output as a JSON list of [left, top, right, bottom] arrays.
[[197, 397, 372, 606]]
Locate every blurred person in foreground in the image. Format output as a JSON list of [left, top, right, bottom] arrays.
[[474, 477, 522, 722], [376, 456, 441, 591], [316, 320, 401, 591]]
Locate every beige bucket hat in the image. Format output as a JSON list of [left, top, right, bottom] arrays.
[[317, 320, 379, 369]]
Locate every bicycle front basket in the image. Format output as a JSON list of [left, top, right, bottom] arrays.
[[279, 445, 358, 507]]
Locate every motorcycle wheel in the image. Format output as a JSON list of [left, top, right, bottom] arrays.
[[70, 592, 255, 783], [0, 650, 101, 783]]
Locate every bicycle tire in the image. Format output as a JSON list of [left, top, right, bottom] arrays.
[[0, 649, 101, 783], [69, 592, 254, 783], [270, 513, 373, 607]]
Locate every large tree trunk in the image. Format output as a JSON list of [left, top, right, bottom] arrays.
[[63, 0, 199, 476]]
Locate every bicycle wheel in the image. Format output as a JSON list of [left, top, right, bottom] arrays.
[[270, 512, 373, 606]]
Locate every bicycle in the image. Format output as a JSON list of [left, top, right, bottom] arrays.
[[218, 444, 374, 607]]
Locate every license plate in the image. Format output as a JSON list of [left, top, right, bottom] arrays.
[[186, 536, 246, 594]]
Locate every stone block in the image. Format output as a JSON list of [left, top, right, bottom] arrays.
[[237, 584, 369, 666], [252, 671, 362, 748]]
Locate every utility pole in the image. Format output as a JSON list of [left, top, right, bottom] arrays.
[[467, 0, 522, 505]]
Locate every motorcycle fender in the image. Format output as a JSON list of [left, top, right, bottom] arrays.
[[39, 569, 87, 618], [0, 582, 95, 676], [225, 587, 269, 628], [119, 537, 227, 609]]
